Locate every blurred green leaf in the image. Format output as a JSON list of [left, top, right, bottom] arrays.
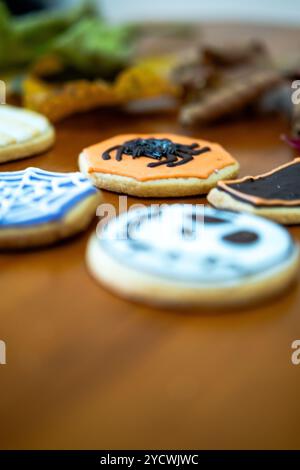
[[14, 0, 96, 53], [0, 0, 136, 78], [0, 2, 29, 69], [50, 19, 136, 79]]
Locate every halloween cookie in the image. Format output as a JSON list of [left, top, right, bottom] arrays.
[[0, 105, 55, 163], [79, 133, 239, 197], [87, 205, 298, 306], [208, 159, 300, 225], [0, 168, 101, 249]]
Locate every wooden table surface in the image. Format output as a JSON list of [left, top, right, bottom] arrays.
[[1, 24, 300, 450]]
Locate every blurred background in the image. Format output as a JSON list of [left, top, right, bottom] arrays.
[[97, 0, 300, 25], [5, 0, 300, 25], [1, 0, 299, 128]]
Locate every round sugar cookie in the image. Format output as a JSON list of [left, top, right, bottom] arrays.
[[87, 205, 299, 307], [79, 133, 239, 197], [0, 105, 55, 163], [0, 168, 101, 249]]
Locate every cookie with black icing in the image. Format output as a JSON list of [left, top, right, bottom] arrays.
[[208, 159, 300, 224], [87, 205, 299, 307], [79, 133, 239, 197]]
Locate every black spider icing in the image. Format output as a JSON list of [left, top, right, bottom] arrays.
[[102, 138, 211, 168]]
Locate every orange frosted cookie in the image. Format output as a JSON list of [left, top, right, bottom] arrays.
[[79, 133, 239, 197]]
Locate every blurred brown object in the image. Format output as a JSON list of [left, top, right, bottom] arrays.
[[174, 40, 283, 126], [172, 52, 217, 101], [180, 68, 282, 126], [202, 40, 270, 68], [173, 40, 271, 94]]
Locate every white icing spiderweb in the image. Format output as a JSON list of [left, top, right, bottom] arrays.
[[0, 168, 95, 227]]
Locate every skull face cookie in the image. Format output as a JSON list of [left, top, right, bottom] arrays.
[[86, 205, 299, 307], [79, 133, 239, 197]]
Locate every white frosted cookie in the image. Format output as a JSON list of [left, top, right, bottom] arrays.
[[208, 159, 300, 225], [87, 205, 299, 307], [0, 168, 101, 249], [79, 133, 239, 197], [0, 105, 55, 163]]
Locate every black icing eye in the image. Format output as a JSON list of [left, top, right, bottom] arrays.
[[223, 230, 259, 244], [188, 214, 228, 224]]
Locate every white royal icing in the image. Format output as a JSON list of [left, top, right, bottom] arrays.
[[99, 205, 295, 285], [0, 167, 98, 227], [0, 105, 50, 146]]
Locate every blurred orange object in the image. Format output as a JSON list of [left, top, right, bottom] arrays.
[[23, 57, 180, 122]]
